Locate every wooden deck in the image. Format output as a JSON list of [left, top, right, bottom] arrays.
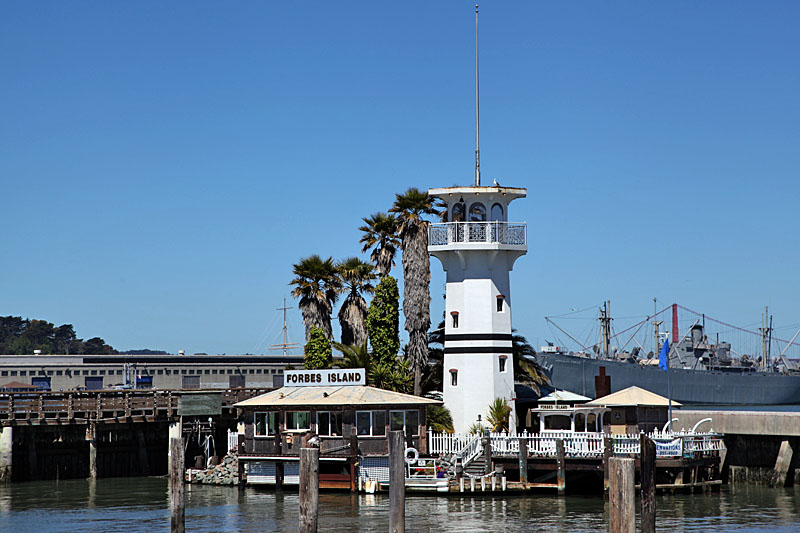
[[0, 388, 271, 426]]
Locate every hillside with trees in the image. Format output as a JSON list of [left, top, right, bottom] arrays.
[[0, 316, 118, 355]]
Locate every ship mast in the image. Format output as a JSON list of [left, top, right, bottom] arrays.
[[651, 297, 663, 356], [599, 301, 612, 358], [269, 297, 300, 356], [760, 306, 773, 371]]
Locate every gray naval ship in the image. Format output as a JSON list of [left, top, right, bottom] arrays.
[[537, 303, 800, 405]]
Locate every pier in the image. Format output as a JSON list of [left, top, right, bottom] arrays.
[[674, 410, 800, 486], [428, 429, 724, 494], [0, 387, 270, 482]]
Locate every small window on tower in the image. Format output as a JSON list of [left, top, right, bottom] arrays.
[[497, 295, 504, 312], [451, 311, 459, 329], [499, 355, 508, 373], [450, 369, 458, 387]]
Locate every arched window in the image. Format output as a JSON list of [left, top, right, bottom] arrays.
[[451, 201, 466, 222], [468, 202, 486, 222], [490, 203, 505, 221]]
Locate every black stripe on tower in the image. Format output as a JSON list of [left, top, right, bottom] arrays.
[[444, 346, 514, 354], [444, 333, 513, 342]]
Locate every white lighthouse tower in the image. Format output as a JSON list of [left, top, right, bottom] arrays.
[[427, 187, 527, 433], [427, 6, 527, 433]]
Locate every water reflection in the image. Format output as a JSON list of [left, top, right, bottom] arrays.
[[0, 478, 798, 532]]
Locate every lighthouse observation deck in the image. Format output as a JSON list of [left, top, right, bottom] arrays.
[[428, 221, 527, 251]]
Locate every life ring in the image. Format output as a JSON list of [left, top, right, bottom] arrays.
[[404, 447, 419, 465]]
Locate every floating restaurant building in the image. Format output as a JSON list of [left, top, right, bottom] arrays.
[[234, 368, 440, 489]]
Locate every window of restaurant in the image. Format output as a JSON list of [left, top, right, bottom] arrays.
[[254, 412, 278, 437], [390, 410, 420, 435], [316, 411, 343, 436], [286, 411, 310, 431], [356, 410, 387, 436]]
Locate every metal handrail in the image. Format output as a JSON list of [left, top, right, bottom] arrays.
[[429, 221, 526, 246]]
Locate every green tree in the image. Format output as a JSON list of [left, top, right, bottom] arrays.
[[359, 212, 401, 277], [336, 257, 376, 346], [21, 319, 56, 354], [333, 340, 411, 393], [390, 187, 441, 396], [426, 404, 454, 433], [83, 337, 117, 355], [420, 319, 445, 395], [366, 275, 400, 366], [54, 324, 77, 354], [512, 329, 550, 395], [304, 328, 332, 370], [486, 397, 512, 433], [334, 341, 371, 372], [290, 255, 341, 340]]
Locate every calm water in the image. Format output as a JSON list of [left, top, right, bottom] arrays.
[[1, 477, 799, 532]]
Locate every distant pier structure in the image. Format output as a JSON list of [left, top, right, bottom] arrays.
[[428, 186, 527, 433]]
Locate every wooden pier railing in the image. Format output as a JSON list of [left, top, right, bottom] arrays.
[[0, 387, 271, 425]]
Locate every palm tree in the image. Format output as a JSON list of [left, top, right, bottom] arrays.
[[336, 257, 376, 346], [486, 397, 512, 433], [333, 341, 412, 393], [420, 319, 445, 395], [290, 255, 341, 340], [334, 341, 371, 371], [512, 329, 550, 395], [390, 187, 441, 396], [426, 405, 454, 433], [359, 212, 401, 277]]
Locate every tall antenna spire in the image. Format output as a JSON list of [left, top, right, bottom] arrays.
[[474, 4, 481, 187]]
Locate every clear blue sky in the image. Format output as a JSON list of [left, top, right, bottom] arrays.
[[2, 2, 799, 356]]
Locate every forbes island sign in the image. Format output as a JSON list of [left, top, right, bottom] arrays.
[[285, 368, 366, 387]]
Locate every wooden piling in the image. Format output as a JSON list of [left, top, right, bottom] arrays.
[[0, 426, 12, 482], [603, 436, 613, 492], [89, 438, 98, 480], [388, 430, 405, 533], [483, 431, 492, 475], [556, 438, 566, 496], [640, 434, 656, 533], [609, 457, 635, 533], [136, 431, 149, 476], [169, 437, 185, 533], [299, 447, 319, 533], [350, 427, 359, 492], [772, 439, 793, 488], [518, 437, 529, 484]]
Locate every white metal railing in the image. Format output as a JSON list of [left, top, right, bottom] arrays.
[[458, 434, 483, 466], [429, 222, 526, 247], [427, 430, 724, 460]]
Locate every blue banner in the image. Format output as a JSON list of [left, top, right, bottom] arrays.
[[659, 338, 670, 371]]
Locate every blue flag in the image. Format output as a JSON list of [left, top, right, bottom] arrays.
[[659, 338, 670, 371]]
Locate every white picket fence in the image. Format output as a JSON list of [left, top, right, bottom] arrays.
[[427, 429, 723, 461], [227, 429, 240, 453]]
